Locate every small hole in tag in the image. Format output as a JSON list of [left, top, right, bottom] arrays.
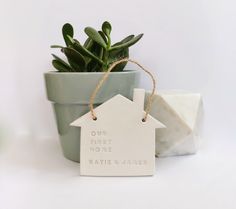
[[142, 118, 146, 122], [93, 116, 97, 121]]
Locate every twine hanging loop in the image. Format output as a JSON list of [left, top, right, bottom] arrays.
[[89, 58, 156, 122]]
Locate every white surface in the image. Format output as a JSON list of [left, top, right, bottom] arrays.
[[1, 0, 236, 208], [1, 136, 236, 209]]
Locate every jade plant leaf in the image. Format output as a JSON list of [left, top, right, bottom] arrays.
[[112, 35, 135, 46], [83, 37, 93, 48], [109, 34, 143, 51], [63, 47, 86, 71], [108, 48, 129, 71], [52, 54, 71, 68], [98, 31, 108, 44], [90, 41, 104, 60], [87, 59, 102, 72], [102, 21, 112, 37], [62, 23, 74, 46], [84, 27, 107, 48], [52, 60, 72, 72], [67, 35, 104, 65], [50, 45, 64, 48]]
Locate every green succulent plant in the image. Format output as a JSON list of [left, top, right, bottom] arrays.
[[51, 21, 143, 72]]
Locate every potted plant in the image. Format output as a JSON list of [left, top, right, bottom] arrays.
[[44, 21, 143, 162]]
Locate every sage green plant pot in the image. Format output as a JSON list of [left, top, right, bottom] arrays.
[[44, 71, 140, 162]]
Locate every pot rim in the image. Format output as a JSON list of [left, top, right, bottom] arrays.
[[44, 70, 139, 75]]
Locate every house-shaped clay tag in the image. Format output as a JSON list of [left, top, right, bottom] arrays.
[[71, 89, 165, 176]]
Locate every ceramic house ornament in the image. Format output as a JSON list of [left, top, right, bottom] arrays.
[[71, 89, 165, 176], [146, 90, 203, 157]]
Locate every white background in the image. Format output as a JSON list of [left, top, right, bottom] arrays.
[[0, 0, 236, 209]]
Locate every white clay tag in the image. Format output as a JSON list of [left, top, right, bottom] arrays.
[[71, 89, 165, 176]]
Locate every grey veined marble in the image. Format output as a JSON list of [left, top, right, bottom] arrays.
[[145, 90, 203, 157]]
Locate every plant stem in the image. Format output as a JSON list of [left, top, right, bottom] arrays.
[[102, 35, 111, 71]]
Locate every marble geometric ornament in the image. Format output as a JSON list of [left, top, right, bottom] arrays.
[[145, 90, 203, 157]]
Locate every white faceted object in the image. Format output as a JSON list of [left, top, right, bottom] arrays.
[[145, 90, 203, 157]]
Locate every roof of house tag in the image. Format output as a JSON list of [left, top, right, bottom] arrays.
[[71, 88, 165, 176]]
